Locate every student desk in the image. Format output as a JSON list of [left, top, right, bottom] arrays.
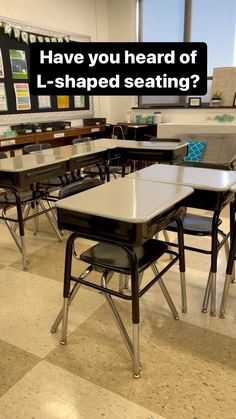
[[93, 139, 188, 169], [0, 140, 187, 269], [0, 154, 68, 269], [55, 177, 193, 377], [128, 163, 236, 315], [36, 139, 188, 181]]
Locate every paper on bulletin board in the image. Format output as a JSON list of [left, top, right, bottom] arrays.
[[57, 96, 69, 109], [74, 96, 85, 108], [211, 67, 236, 106], [10, 50, 28, 79], [0, 49, 4, 78], [0, 83, 7, 111], [14, 83, 31, 110], [38, 96, 51, 109]]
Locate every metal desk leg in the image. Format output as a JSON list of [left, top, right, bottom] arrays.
[[15, 190, 28, 270], [229, 200, 235, 283], [208, 211, 220, 316], [219, 221, 236, 318], [60, 233, 75, 345], [130, 253, 141, 378]]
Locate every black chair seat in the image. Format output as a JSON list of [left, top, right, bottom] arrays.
[[0, 190, 37, 205], [167, 213, 222, 236], [80, 239, 168, 274], [59, 178, 102, 199]]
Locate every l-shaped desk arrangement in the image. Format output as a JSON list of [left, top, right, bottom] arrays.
[[0, 138, 236, 377], [0, 138, 188, 267]]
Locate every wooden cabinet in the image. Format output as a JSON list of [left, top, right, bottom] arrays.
[[0, 125, 110, 155]]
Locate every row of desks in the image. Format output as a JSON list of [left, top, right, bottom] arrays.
[[0, 139, 188, 271], [55, 161, 236, 317], [0, 139, 187, 187], [0, 138, 236, 317]]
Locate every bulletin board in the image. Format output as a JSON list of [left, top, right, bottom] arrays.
[[0, 16, 92, 125], [210, 67, 236, 106]]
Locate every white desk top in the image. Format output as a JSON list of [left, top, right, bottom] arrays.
[[33, 143, 108, 159], [56, 177, 193, 223], [92, 139, 186, 151], [0, 154, 66, 172], [128, 164, 236, 192], [230, 183, 236, 192]]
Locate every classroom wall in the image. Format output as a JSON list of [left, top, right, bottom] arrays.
[[106, 0, 137, 123], [0, 0, 110, 129]]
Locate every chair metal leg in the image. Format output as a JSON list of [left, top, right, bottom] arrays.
[[219, 274, 232, 319], [39, 200, 62, 241], [180, 272, 187, 313], [219, 223, 236, 318], [138, 271, 144, 288], [118, 274, 125, 293], [201, 271, 212, 313], [51, 266, 93, 333], [124, 275, 129, 289], [2, 207, 29, 269], [33, 201, 39, 235], [231, 264, 235, 283], [119, 274, 129, 292], [210, 272, 217, 316], [133, 323, 141, 379], [60, 298, 69, 344], [151, 264, 179, 319], [102, 273, 134, 360], [163, 230, 175, 260], [20, 236, 28, 271]]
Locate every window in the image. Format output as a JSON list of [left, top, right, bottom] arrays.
[[138, 0, 236, 107]]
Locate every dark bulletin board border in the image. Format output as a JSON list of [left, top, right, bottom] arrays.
[[0, 17, 92, 125]]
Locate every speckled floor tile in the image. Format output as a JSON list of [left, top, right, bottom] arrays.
[[0, 339, 40, 398], [68, 385, 164, 419], [0, 266, 104, 357], [0, 219, 59, 266], [46, 300, 206, 415], [0, 360, 163, 419], [10, 235, 98, 283], [162, 360, 236, 419]]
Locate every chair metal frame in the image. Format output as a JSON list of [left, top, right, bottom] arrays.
[[51, 214, 186, 378]]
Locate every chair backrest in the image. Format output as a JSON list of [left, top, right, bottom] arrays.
[[112, 125, 126, 139], [72, 137, 92, 145], [23, 143, 51, 154], [0, 152, 7, 159], [59, 178, 102, 199]]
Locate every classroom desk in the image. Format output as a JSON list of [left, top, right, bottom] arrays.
[[128, 164, 236, 315], [55, 177, 193, 377], [35, 139, 188, 180], [0, 140, 187, 268], [0, 154, 68, 269]]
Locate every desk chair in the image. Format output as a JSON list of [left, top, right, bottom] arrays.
[[163, 212, 230, 311], [0, 151, 63, 268], [22, 143, 67, 239], [73, 136, 131, 181], [72, 137, 105, 181], [51, 212, 187, 378], [23, 143, 66, 188]]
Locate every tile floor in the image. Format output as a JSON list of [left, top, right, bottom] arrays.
[[0, 207, 235, 419]]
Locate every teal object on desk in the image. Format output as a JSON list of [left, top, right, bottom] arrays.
[[146, 115, 154, 124], [184, 141, 207, 162], [3, 130, 17, 137], [135, 115, 142, 123]]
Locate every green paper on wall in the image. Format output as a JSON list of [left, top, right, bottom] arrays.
[[9, 49, 28, 79]]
